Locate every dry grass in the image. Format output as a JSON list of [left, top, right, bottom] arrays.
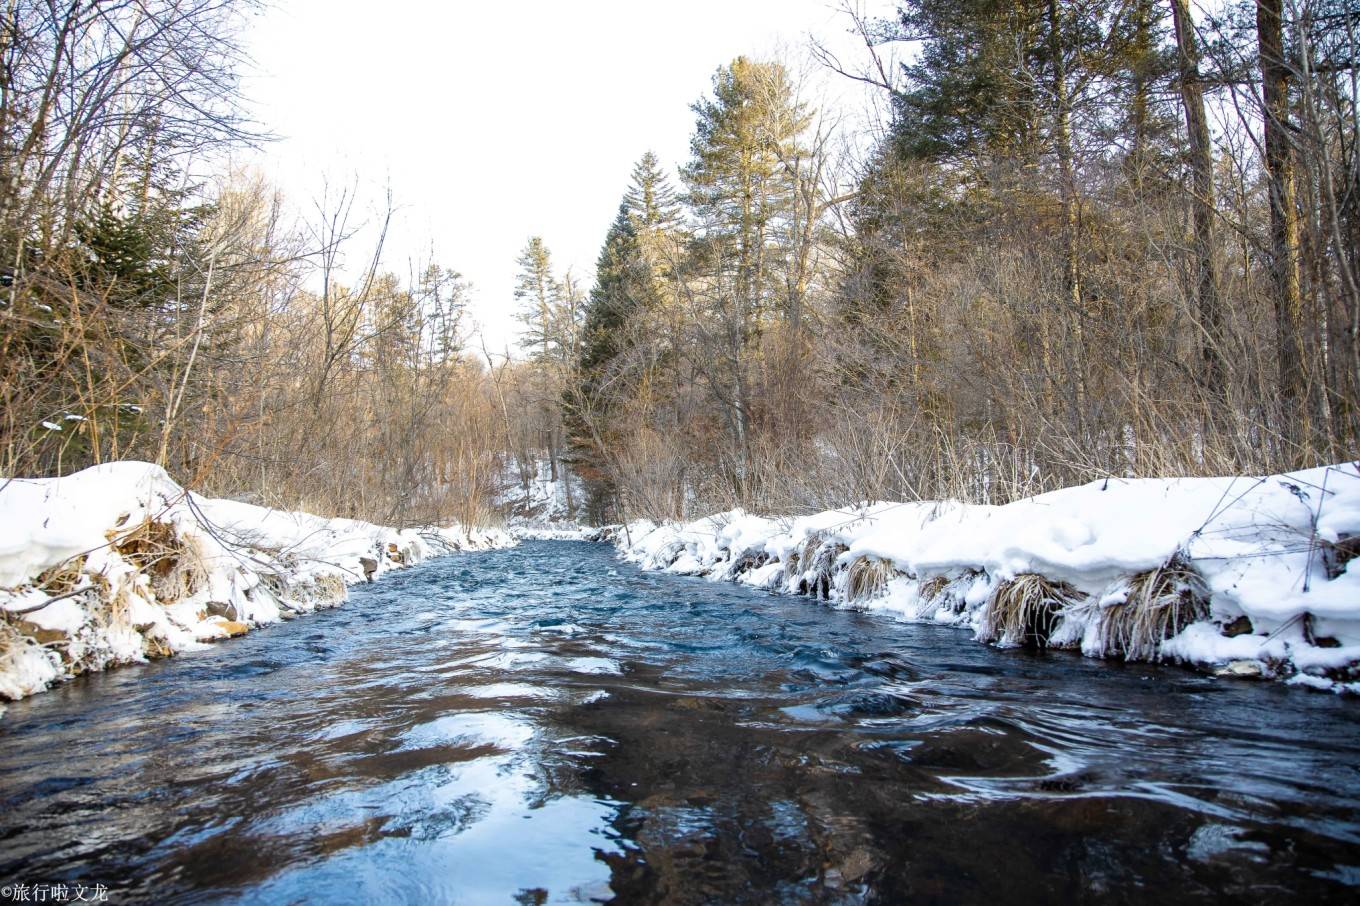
[[981, 574, 1084, 648], [35, 556, 87, 595], [281, 573, 348, 609], [845, 556, 897, 604], [799, 535, 824, 570], [918, 575, 949, 606], [781, 549, 801, 587], [112, 519, 205, 603], [782, 533, 826, 589], [1096, 559, 1209, 661], [0, 617, 23, 664], [926, 571, 983, 617]]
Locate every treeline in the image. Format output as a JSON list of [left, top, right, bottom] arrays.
[[549, 0, 1358, 523], [5, 1, 1355, 530], [0, 1, 507, 527]]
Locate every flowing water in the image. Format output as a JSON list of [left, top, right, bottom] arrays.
[[2, 540, 1359, 904]]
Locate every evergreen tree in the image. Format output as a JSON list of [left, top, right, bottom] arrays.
[[623, 151, 683, 233], [77, 142, 212, 312], [513, 236, 561, 362], [890, 0, 1050, 167], [579, 205, 657, 377], [681, 57, 813, 472], [683, 57, 811, 325]]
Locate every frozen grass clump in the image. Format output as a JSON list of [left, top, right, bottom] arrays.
[[114, 519, 208, 604], [801, 540, 849, 600], [981, 574, 1084, 648], [1096, 558, 1210, 661], [845, 556, 897, 604]]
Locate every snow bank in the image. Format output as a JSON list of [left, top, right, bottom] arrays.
[[508, 520, 598, 541], [617, 463, 1360, 692], [0, 462, 515, 704]]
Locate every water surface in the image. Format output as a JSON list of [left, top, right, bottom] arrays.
[[1, 540, 1358, 903]]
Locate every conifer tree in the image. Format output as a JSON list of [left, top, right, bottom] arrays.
[[681, 57, 812, 474], [683, 57, 811, 325], [513, 236, 561, 362], [579, 206, 657, 378], [623, 151, 683, 233]]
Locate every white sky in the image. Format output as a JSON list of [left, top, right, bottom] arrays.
[[239, 0, 895, 355]]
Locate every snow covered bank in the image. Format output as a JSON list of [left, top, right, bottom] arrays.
[[618, 463, 1360, 693], [508, 521, 598, 541], [0, 462, 515, 705]]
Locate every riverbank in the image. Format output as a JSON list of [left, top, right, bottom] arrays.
[[0, 462, 514, 705], [4, 539, 1355, 900], [617, 463, 1360, 692]]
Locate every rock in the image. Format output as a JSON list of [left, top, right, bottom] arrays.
[[15, 619, 67, 646], [216, 620, 249, 638], [205, 600, 237, 621], [142, 635, 173, 658], [1322, 533, 1360, 579], [1302, 613, 1342, 649], [360, 556, 378, 582], [1220, 615, 1253, 637], [1215, 659, 1264, 678]]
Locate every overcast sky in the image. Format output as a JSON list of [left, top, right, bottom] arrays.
[[240, 1, 895, 354]]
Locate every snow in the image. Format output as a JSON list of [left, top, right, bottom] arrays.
[[0, 462, 516, 703], [498, 458, 578, 523], [617, 462, 1360, 692], [509, 521, 598, 541]]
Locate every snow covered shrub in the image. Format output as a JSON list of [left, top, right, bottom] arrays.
[[845, 557, 896, 604], [981, 574, 1085, 648], [1095, 558, 1210, 661]]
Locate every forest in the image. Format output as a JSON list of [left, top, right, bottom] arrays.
[[2, 0, 1357, 528]]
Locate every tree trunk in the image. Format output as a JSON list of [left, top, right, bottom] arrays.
[[1170, 0, 1224, 392], [1256, 0, 1310, 456], [1048, 0, 1086, 422]]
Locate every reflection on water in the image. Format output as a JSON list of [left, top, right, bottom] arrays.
[[1, 540, 1358, 903]]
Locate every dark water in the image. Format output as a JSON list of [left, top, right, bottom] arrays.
[[2, 540, 1358, 904]]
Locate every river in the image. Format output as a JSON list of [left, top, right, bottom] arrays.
[[1, 540, 1357, 903]]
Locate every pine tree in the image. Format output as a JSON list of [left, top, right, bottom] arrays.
[[513, 236, 561, 363], [580, 206, 657, 377], [683, 57, 811, 325], [890, 0, 1050, 167], [623, 151, 683, 232], [681, 57, 812, 473]]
